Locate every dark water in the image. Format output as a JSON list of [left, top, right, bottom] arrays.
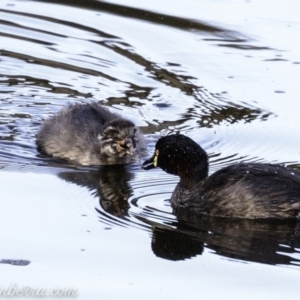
[[1, 0, 300, 299]]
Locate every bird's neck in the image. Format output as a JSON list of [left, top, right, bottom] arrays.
[[179, 170, 207, 190], [178, 161, 208, 189], [179, 179, 197, 191]]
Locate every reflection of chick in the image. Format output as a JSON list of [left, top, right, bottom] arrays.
[[37, 102, 147, 165], [58, 165, 134, 218]]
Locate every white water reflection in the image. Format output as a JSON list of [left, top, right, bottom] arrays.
[[1, 170, 300, 299]]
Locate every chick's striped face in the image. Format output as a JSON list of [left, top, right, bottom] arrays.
[[99, 119, 137, 157]]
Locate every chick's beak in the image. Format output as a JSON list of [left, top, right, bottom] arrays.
[[117, 138, 134, 155]]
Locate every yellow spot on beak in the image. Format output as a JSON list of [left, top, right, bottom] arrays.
[[154, 150, 159, 167]]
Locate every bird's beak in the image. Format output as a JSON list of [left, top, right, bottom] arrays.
[[142, 156, 156, 170], [117, 138, 134, 155]]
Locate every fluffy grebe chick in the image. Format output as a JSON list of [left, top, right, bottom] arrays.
[[142, 134, 300, 219], [37, 102, 147, 165]]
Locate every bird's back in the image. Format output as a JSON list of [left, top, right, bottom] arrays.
[[37, 103, 118, 164], [174, 163, 300, 219]]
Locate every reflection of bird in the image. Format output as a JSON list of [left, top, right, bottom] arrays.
[[37, 102, 147, 165], [142, 134, 300, 219], [151, 218, 300, 263]]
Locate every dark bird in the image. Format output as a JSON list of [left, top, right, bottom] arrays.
[[37, 102, 147, 165], [142, 134, 300, 219]]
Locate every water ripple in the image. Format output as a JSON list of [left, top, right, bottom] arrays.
[[0, 0, 300, 268]]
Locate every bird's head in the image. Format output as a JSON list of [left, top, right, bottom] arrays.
[[142, 134, 208, 181], [98, 119, 137, 158]]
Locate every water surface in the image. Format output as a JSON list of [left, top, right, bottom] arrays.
[[0, 0, 300, 299]]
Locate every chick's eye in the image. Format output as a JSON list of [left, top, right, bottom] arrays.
[[110, 132, 118, 139], [112, 134, 119, 140]]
